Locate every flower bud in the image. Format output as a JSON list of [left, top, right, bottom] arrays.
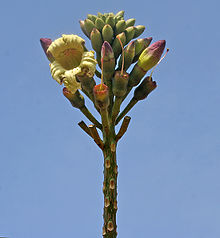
[[97, 12, 106, 22], [106, 15, 115, 28], [112, 71, 129, 97], [63, 88, 85, 109], [115, 10, 124, 18], [95, 17, 105, 31], [126, 18, 136, 27], [87, 14, 97, 23], [90, 28, 103, 54], [133, 37, 152, 62], [101, 41, 115, 74], [118, 41, 135, 71], [84, 19, 95, 38], [93, 84, 110, 109], [133, 25, 145, 38], [124, 26, 135, 44], [40, 38, 54, 62], [79, 20, 90, 38], [137, 40, 166, 71], [133, 76, 157, 101], [102, 24, 114, 44], [115, 20, 126, 35], [112, 32, 126, 59]]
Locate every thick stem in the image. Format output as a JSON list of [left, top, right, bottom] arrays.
[[111, 96, 123, 124], [102, 126, 118, 238]]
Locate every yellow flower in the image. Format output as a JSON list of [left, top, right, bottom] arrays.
[[47, 34, 97, 93]]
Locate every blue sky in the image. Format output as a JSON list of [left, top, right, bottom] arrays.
[[1, 0, 220, 237]]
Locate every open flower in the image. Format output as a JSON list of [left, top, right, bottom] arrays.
[[46, 34, 97, 93]]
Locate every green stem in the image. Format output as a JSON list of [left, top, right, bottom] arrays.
[[115, 97, 138, 125], [102, 125, 118, 238], [80, 106, 102, 129], [111, 97, 123, 124], [100, 108, 110, 137]]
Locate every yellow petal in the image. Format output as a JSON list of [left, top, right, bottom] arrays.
[[47, 34, 85, 70]]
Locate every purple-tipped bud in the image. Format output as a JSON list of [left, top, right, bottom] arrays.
[[40, 38, 54, 62], [101, 41, 115, 74], [101, 41, 114, 59], [138, 40, 166, 71]]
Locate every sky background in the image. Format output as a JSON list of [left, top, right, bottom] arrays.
[[0, 0, 220, 237]]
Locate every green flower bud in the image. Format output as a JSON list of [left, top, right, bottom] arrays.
[[106, 15, 115, 28], [115, 10, 125, 18], [112, 71, 129, 97], [112, 32, 126, 59], [95, 17, 105, 31], [63, 88, 85, 109], [133, 25, 145, 38], [102, 24, 114, 44], [118, 41, 135, 71], [133, 37, 152, 62], [76, 73, 96, 98], [115, 20, 126, 35], [93, 84, 110, 109], [133, 76, 157, 101], [124, 26, 135, 44], [138, 40, 166, 71], [90, 28, 103, 54], [126, 18, 136, 27], [79, 20, 90, 38], [87, 14, 97, 23], [129, 40, 166, 87], [84, 19, 95, 38]]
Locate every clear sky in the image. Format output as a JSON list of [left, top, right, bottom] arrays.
[[1, 0, 220, 237]]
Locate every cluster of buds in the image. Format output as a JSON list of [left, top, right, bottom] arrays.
[[40, 9, 168, 136], [80, 11, 146, 60]]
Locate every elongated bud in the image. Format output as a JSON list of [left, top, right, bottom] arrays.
[[101, 41, 115, 73], [112, 71, 129, 97], [112, 32, 126, 59], [138, 40, 166, 71], [133, 76, 157, 101], [124, 26, 135, 44], [79, 20, 90, 38], [115, 10, 124, 18], [102, 24, 114, 44], [76, 74, 96, 98], [133, 25, 145, 38], [118, 41, 135, 71], [93, 84, 110, 109], [95, 17, 105, 31], [87, 14, 97, 23], [106, 15, 115, 28], [40, 38, 54, 62], [115, 20, 126, 35], [84, 19, 95, 38], [133, 37, 153, 62], [90, 28, 103, 54], [98, 13, 106, 22], [63, 88, 85, 109], [126, 18, 136, 27]]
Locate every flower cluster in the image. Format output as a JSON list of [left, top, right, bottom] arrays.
[[40, 10, 167, 122]]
